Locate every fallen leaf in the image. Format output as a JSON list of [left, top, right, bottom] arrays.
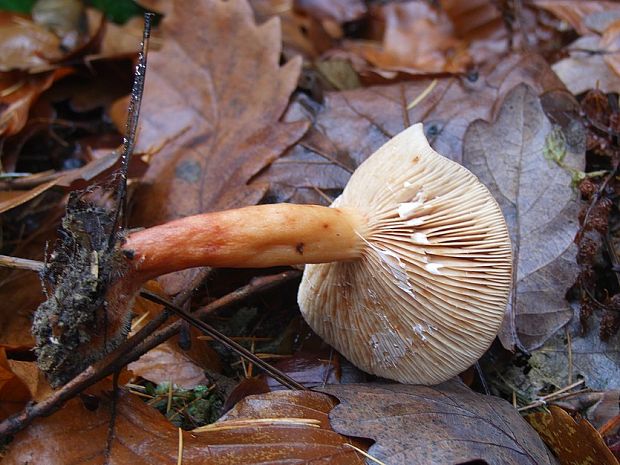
[[552, 35, 620, 95], [294, 0, 366, 24], [343, 1, 471, 76], [531, 0, 620, 35], [128, 341, 210, 389], [527, 405, 619, 465], [0, 179, 59, 214], [554, 391, 620, 430], [463, 83, 584, 351], [6, 358, 52, 403], [0, 148, 148, 213], [131, 0, 308, 223], [0, 12, 62, 72], [3, 387, 366, 464], [254, 53, 566, 206], [0, 69, 69, 137], [322, 380, 558, 465], [225, 350, 341, 408], [442, 0, 568, 66], [0, 270, 44, 348], [492, 309, 620, 400], [125, 0, 307, 293], [248, 0, 334, 59], [0, 347, 32, 421], [31, 0, 84, 39], [600, 20, 620, 78]]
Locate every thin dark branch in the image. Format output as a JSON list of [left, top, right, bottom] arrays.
[[103, 371, 121, 464], [140, 288, 307, 391], [110, 13, 154, 245], [0, 270, 299, 438]]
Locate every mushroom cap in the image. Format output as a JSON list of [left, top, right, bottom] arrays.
[[298, 123, 512, 385]]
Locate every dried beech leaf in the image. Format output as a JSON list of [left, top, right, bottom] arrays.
[[127, 341, 210, 389], [0, 150, 147, 214], [0, 180, 59, 214], [133, 0, 308, 225], [254, 53, 565, 205], [531, 0, 620, 35], [343, 2, 470, 76], [6, 358, 52, 403], [3, 388, 366, 464], [322, 381, 558, 465], [463, 83, 584, 351], [527, 406, 619, 465], [0, 12, 62, 71], [295, 0, 367, 24], [0, 347, 31, 421], [553, 35, 620, 95], [0, 270, 44, 348], [0, 69, 68, 137], [601, 20, 620, 78], [492, 313, 620, 397], [250, 0, 334, 59]]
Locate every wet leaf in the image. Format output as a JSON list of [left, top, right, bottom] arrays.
[[0, 179, 58, 214], [0, 347, 31, 421], [0, 149, 147, 213], [225, 350, 341, 408], [527, 405, 619, 465], [0, 270, 44, 348], [0, 12, 62, 71], [5, 357, 52, 403], [531, 0, 620, 35], [463, 83, 584, 350], [493, 310, 620, 400], [552, 35, 620, 95], [343, 1, 470, 76], [131, 0, 308, 227], [249, 0, 334, 59], [128, 341, 210, 389], [254, 53, 566, 205], [322, 380, 558, 465], [294, 0, 366, 25], [3, 388, 366, 464], [0, 69, 68, 137], [600, 20, 620, 78], [555, 391, 620, 430]]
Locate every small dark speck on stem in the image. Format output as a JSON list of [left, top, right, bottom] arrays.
[[296, 242, 304, 255]]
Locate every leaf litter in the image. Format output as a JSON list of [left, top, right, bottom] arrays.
[[1, 0, 620, 463]]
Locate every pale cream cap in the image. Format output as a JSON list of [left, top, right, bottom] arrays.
[[298, 123, 512, 385]]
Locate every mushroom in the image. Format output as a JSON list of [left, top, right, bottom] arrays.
[[37, 123, 512, 385]]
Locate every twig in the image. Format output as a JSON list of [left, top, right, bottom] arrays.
[[517, 379, 586, 412], [343, 443, 385, 465], [140, 285, 307, 391], [177, 427, 184, 465], [0, 255, 44, 272], [566, 326, 573, 385], [576, 162, 618, 243], [110, 12, 153, 242], [0, 270, 299, 438], [103, 371, 121, 464]]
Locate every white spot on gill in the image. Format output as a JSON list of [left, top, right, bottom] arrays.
[[355, 231, 416, 299], [410, 232, 430, 244], [404, 216, 428, 227], [412, 323, 436, 342], [425, 262, 444, 275], [397, 191, 426, 219]]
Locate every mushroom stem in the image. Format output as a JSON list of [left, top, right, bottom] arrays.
[[124, 203, 368, 279]]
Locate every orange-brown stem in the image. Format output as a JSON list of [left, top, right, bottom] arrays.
[[123, 204, 367, 280]]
